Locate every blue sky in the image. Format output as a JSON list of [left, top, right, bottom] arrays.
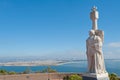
[[0, 0, 120, 59]]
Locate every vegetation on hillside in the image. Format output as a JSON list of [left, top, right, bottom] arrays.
[[40, 66, 57, 73], [0, 66, 57, 75], [109, 73, 120, 80], [0, 68, 120, 80], [63, 73, 120, 80], [23, 67, 31, 74], [63, 74, 82, 80], [0, 69, 16, 75]]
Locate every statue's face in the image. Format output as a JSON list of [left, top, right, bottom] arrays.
[[89, 30, 95, 37]]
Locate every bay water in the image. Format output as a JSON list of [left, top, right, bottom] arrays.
[[0, 60, 120, 75]]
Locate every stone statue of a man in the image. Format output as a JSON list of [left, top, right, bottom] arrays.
[[83, 6, 109, 80], [86, 30, 106, 74]]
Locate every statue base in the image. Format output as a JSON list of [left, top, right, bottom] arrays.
[[82, 72, 109, 80]]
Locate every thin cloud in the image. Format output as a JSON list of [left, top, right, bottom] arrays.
[[107, 42, 120, 48], [103, 42, 120, 59]]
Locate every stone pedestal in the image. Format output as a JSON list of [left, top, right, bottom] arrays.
[[82, 73, 109, 80]]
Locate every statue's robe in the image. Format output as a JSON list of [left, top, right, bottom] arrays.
[[86, 35, 106, 74]]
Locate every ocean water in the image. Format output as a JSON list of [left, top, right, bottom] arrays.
[[0, 60, 120, 75]]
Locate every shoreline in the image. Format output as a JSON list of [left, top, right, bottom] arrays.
[[0, 60, 86, 66], [0, 60, 66, 66], [0, 59, 119, 66]]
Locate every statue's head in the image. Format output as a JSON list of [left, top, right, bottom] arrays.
[[89, 30, 95, 37]]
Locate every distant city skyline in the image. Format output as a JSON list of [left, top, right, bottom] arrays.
[[0, 0, 120, 59]]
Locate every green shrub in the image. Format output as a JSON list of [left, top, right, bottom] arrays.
[[69, 74, 82, 80], [8, 71, 16, 75], [41, 66, 57, 73], [0, 69, 8, 75], [23, 67, 31, 74], [63, 76, 69, 80], [63, 74, 82, 80], [109, 73, 119, 80]]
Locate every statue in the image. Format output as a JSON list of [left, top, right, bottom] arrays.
[[82, 6, 109, 80], [86, 6, 106, 74], [86, 30, 106, 74]]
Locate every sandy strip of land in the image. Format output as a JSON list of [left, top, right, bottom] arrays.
[[0, 73, 81, 80], [0, 60, 64, 66]]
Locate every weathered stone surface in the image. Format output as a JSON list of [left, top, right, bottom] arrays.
[[83, 6, 109, 80], [86, 6, 106, 74]]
